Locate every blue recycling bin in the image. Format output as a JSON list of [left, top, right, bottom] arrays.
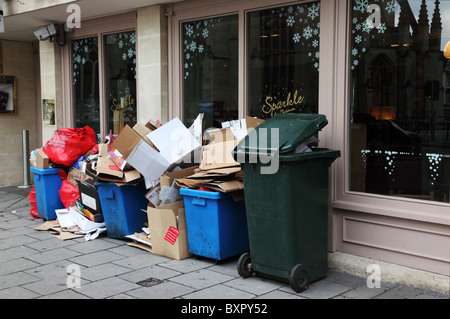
[[30, 167, 64, 220], [180, 188, 249, 261], [95, 181, 148, 239]]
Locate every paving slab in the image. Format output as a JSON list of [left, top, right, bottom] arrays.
[[77, 276, 141, 299], [182, 284, 256, 299], [170, 269, 235, 289], [126, 281, 196, 299]]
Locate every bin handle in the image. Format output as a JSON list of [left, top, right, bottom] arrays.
[[103, 188, 115, 200], [192, 197, 206, 206]]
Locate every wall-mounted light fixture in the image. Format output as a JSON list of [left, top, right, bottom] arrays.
[[444, 41, 450, 59]]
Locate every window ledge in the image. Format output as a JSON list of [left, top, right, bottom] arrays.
[[333, 198, 450, 226]]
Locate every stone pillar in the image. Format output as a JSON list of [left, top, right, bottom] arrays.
[[136, 5, 168, 124], [39, 40, 62, 144]]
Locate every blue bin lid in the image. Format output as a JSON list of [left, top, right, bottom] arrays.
[[180, 187, 228, 199], [30, 166, 62, 175]]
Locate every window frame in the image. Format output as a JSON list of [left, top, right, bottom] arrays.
[[62, 11, 137, 141], [331, 0, 450, 226], [169, 0, 329, 122]]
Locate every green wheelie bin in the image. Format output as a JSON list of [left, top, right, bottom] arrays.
[[232, 113, 340, 292]]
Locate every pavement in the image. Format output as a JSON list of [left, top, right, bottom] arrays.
[[0, 185, 448, 303]]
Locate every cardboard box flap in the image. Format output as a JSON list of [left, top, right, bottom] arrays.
[[175, 178, 215, 189], [112, 125, 142, 159], [202, 180, 244, 193], [147, 201, 186, 231], [245, 116, 265, 133], [96, 157, 124, 178], [148, 117, 201, 164], [187, 166, 241, 179], [127, 139, 171, 182], [133, 122, 159, 151]]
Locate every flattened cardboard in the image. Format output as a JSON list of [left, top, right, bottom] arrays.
[[145, 184, 160, 208], [175, 178, 215, 189], [201, 128, 240, 170], [67, 167, 86, 187], [127, 232, 153, 252], [187, 166, 241, 179], [160, 166, 198, 189], [202, 180, 244, 193], [96, 156, 123, 179], [147, 201, 191, 260]]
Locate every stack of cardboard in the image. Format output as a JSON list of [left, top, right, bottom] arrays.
[[118, 115, 265, 260], [111, 116, 202, 260], [174, 116, 265, 197]]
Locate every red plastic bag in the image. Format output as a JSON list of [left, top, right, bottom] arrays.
[[58, 170, 80, 209], [28, 185, 41, 219], [42, 126, 97, 167]]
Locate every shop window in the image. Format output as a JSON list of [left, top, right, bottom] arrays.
[[349, 0, 450, 203], [73, 37, 100, 135], [104, 31, 137, 135], [248, 2, 320, 118], [71, 30, 136, 140], [182, 15, 239, 129]]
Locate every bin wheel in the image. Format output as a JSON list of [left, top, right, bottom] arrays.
[[290, 264, 308, 293], [237, 252, 254, 278]]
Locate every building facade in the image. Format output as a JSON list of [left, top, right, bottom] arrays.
[[0, 0, 449, 293]]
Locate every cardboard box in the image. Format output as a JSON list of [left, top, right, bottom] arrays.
[[201, 128, 240, 170], [147, 201, 191, 260], [147, 117, 201, 165], [133, 122, 158, 151], [113, 125, 171, 183], [35, 148, 50, 169]]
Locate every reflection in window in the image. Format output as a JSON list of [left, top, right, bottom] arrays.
[[105, 31, 137, 135], [72, 37, 99, 135], [349, 0, 450, 203], [182, 15, 238, 129], [248, 2, 320, 119]]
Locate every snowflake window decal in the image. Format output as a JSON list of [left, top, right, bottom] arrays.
[[350, 0, 398, 71], [72, 31, 137, 85]]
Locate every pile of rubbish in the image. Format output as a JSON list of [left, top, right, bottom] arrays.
[[29, 114, 264, 259]]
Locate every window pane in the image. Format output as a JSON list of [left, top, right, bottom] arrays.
[[349, 0, 450, 203], [72, 37, 100, 137], [182, 15, 238, 129], [248, 2, 320, 119], [104, 31, 137, 135]]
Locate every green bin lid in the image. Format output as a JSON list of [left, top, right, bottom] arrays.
[[235, 113, 328, 154]]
